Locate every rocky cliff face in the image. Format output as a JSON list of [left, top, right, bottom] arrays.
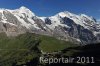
[[0, 6, 100, 44]]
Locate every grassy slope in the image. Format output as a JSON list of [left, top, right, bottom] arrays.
[[0, 33, 100, 66], [0, 33, 77, 66], [39, 35, 77, 53], [0, 33, 41, 66]]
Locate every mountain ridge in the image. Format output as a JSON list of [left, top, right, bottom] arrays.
[[0, 6, 100, 44]]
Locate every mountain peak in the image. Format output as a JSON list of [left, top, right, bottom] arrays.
[[55, 11, 77, 18], [80, 14, 96, 23], [19, 6, 29, 10], [57, 11, 71, 17], [18, 6, 35, 17], [80, 14, 91, 19]]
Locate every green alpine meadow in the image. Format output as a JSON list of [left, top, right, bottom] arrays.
[[0, 33, 77, 66]]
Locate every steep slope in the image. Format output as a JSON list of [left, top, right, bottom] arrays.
[[0, 6, 100, 44]]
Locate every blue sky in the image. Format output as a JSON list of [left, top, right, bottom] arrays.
[[0, 0, 100, 20]]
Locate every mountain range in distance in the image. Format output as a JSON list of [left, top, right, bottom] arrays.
[[0, 6, 100, 44]]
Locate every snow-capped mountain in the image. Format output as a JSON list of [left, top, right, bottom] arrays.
[[0, 6, 100, 44]]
